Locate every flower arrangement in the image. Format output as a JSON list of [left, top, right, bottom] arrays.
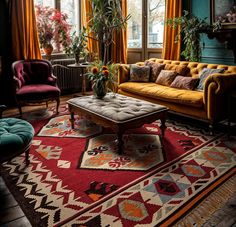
[[35, 5, 71, 52], [87, 61, 117, 98]]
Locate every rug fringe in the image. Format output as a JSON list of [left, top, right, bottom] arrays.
[[174, 174, 236, 226]]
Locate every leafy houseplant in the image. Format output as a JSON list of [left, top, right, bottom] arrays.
[[88, 0, 130, 64], [64, 27, 88, 64], [87, 61, 117, 99], [166, 10, 210, 62]]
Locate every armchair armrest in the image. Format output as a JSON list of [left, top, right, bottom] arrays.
[[117, 64, 130, 85], [0, 105, 7, 118], [47, 74, 57, 86], [13, 76, 22, 91], [203, 73, 236, 122]]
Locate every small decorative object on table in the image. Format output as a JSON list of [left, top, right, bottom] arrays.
[[87, 61, 116, 99]]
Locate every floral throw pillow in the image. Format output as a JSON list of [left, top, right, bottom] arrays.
[[170, 75, 199, 90], [155, 70, 177, 86], [145, 61, 166, 82], [197, 68, 224, 91], [129, 64, 150, 82]]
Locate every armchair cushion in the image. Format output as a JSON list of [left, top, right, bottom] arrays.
[[16, 84, 60, 100]]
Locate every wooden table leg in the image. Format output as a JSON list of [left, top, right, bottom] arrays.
[[160, 115, 167, 137], [81, 68, 86, 95], [70, 112, 75, 129]]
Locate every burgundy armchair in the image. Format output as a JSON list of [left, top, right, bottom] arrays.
[[12, 59, 60, 116]]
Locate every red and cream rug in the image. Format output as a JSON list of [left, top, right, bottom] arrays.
[[1, 110, 235, 227]]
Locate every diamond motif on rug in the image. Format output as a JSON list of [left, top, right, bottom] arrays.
[[79, 134, 164, 171], [38, 115, 102, 138]]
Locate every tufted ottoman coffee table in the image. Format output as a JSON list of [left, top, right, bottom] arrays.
[[67, 93, 168, 154], [0, 118, 35, 165]]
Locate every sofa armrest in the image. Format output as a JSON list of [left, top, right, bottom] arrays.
[[203, 73, 236, 122], [117, 64, 130, 85]]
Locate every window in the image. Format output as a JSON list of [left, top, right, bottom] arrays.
[[147, 0, 165, 48], [34, 0, 55, 8], [127, 0, 165, 49], [127, 0, 142, 48], [34, 0, 80, 34], [61, 0, 80, 34]]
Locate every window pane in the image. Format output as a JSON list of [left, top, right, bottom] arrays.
[[147, 0, 165, 48], [34, 0, 55, 7], [127, 0, 142, 48], [61, 0, 79, 34]]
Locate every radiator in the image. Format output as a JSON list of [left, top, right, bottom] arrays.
[[51, 58, 83, 94]]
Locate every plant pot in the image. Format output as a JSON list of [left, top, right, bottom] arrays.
[[43, 43, 53, 56]]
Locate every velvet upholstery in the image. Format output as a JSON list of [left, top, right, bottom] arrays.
[[0, 106, 34, 164], [117, 58, 236, 125], [12, 59, 60, 116]]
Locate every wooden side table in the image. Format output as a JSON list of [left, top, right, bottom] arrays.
[[228, 90, 236, 136], [67, 63, 91, 95]]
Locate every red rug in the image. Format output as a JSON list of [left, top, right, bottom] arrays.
[[1, 110, 235, 227]]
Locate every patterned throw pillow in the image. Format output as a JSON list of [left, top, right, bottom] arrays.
[[145, 61, 166, 82], [170, 75, 199, 90], [197, 68, 224, 90], [129, 64, 150, 82], [155, 70, 177, 86], [165, 64, 190, 76]]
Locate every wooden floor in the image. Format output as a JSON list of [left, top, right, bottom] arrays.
[[1, 93, 236, 226]]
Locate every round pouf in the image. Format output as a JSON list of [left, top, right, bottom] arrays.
[[0, 118, 35, 164]]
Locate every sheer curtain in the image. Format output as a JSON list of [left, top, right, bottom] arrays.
[[9, 0, 41, 60], [162, 0, 182, 60]]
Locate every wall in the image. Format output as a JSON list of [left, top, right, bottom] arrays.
[[0, 0, 15, 105], [191, 0, 235, 65]]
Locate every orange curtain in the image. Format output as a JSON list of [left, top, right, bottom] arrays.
[[162, 0, 182, 60], [111, 0, 128, 63], [9, 0, 41, 61], [81, 0, 99, 60]]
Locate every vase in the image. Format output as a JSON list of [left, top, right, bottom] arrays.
[[93, 80, 107, 99], [74, 53, 80, 65], [43, 43, 53, 56]]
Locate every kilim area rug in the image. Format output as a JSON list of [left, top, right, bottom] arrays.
[[0, 106, 236, 227]]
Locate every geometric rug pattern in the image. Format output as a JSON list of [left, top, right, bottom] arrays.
[[38, 115, 102, 138], [64, 137, 236, 226], [1, 113, 235, 227], [79, 134, 164, 170]]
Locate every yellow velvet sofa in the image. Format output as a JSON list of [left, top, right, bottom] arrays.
[[117, 58, 236, 129]]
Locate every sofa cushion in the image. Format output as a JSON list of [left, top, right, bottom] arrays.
[[170, 76, 199, 90], [145, 61, 165, 82], [155, 70, 177, 86], [197, 68, 224, 90], [165, 64, 190, 76], [129, 64, 150, 82], [119, 82, 203, 108]]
